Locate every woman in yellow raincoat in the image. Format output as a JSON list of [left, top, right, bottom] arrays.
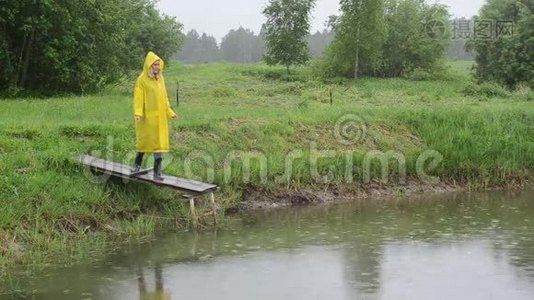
[[132, 51, 177, 180]]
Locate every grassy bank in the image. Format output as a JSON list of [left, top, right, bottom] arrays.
[[1, 61, 533, 269]]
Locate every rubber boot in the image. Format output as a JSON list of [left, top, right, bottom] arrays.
[[132, 153, 144, 173], [153, 157, 163, 181]]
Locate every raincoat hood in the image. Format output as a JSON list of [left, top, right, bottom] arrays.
[[143, 51, 165, 77]]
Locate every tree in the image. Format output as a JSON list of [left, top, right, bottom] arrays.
[[307, 30, 334, 58], [177, 30, 201, 62], [262, 0, 316, 73], [324, 0, 386, 78], [317, 0, 452, 79], [220, 27, 262, 63], [199, 33, 220, 62], [177, 27, 265, 64], [382, 0, 451, 76], [468, 0, 534, 88], [127, 1, 184, 65], [177, 30, 219, 63]]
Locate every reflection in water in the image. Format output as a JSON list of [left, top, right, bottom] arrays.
[[2, 190, 534, 299], [343, 242, 382, 295], [137, 264, 170, 300]]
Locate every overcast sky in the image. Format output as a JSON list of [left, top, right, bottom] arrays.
[[157, 0, 486, 41]]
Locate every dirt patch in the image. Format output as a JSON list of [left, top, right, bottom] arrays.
[[0, 231, 24, 259], [4, 129, 40, 140], [292, 122, 423, 152], [225, 117, 268, 132], [55, 217, 99, 234], [238, 179, 473, 211]]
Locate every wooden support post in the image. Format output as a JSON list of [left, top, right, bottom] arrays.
[[209, 192, 217, 226], [189, 197, 199, 230], [191, 232, 198, 256]]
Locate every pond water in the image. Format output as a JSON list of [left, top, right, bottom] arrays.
[[2, 190, 534, 300]]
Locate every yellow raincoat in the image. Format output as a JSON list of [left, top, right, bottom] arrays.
[[134, 52, 177, 153]]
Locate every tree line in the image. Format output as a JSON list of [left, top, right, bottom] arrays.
[[175, 28, 334, 64], [177, 19, 471, 68], [175, 23, 471, 65], [0, 0, 183, 96], [1, 0, 531, 95]]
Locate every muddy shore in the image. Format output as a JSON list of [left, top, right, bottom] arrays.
[[236, 179, 532, 211]]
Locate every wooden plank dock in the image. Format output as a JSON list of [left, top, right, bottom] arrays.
[[75, 154, 219, 196], [75, 154, 220, 228]]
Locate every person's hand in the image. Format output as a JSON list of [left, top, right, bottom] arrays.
[[135, 115, 142, 123], [172, 114, 178, 120]]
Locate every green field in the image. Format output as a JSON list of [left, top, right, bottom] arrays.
[[1, 61, 533, 268]]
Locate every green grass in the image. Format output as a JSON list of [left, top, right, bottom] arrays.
[[1, 60, 533, 269]]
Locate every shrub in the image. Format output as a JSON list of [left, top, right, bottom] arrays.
[[462, 82, 509, 98], [405, 69, 436, 81], [513, 82, 533, 101]]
